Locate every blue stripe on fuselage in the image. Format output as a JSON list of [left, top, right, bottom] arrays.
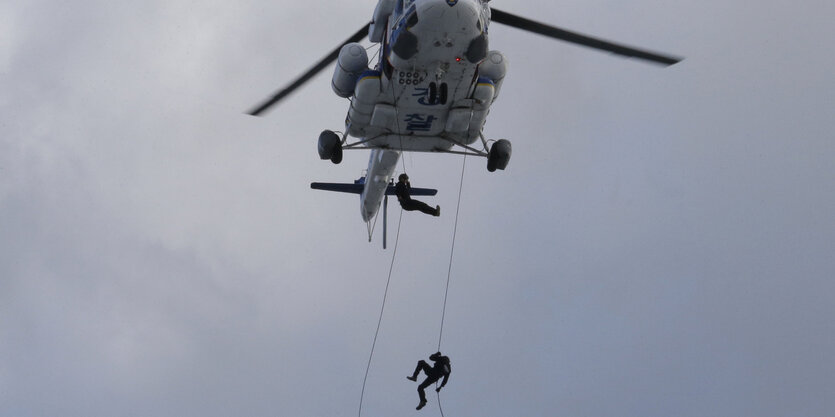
[[477, 76, 495, 86]]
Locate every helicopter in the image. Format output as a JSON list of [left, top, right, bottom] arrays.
[[248, 0, 681, 246]]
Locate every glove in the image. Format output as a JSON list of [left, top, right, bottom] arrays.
[[435, 387, 441, 393]]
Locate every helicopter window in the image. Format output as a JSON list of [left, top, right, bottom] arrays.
[[397, 0, 414, 14], [406, 10, 419, 28]]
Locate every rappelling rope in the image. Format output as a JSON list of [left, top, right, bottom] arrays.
[[358, 208, 404, 417], [358, 154, 466, 417], [435, 153, 468, 417], [438, 153, 466, 350]]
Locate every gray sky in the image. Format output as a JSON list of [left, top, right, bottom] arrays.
[[2, 0, 835, 416]]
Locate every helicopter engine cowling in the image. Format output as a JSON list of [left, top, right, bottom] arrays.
[[332, 43, 369, 98], [477, 50, 507, 100]]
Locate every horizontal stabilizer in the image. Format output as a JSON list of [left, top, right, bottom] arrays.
[[311, 182, 364, 194], [310, 182, 437, 196]]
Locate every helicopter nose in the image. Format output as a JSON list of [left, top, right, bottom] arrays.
[[417, 0, 482, 35]]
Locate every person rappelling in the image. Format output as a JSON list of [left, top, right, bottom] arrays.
[[406, 351, 451, 410], [396, 174, 440, 217]]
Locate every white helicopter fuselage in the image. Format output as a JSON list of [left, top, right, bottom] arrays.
[[359, 149, 400, 222], [336, 0, 508, 221], [253, 0, 680, 234]]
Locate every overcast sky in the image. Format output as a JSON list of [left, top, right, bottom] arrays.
[[2, 1, 835, 416]]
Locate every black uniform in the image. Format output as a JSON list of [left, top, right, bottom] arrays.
[[407, 352, 451, 408], [396, 181, 438, 216]]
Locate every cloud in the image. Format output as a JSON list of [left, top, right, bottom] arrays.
[[3, 1, 835, 416], [0, 3, 19, 75]]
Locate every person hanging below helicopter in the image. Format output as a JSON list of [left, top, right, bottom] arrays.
[[396, 174, 440, 217], [406, 351, 451, 410]]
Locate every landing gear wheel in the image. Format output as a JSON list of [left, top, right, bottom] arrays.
[[487, 139, 512, 172], [330, 144, 343, 164], [318, 130, 342, 164]]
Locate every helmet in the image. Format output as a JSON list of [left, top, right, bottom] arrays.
[[398, 173, 409, 182], [429, 351, 442, 360]]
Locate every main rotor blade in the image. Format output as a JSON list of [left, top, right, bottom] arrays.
[[248, 23, 371, 116], [490, 8, 682, 66]]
